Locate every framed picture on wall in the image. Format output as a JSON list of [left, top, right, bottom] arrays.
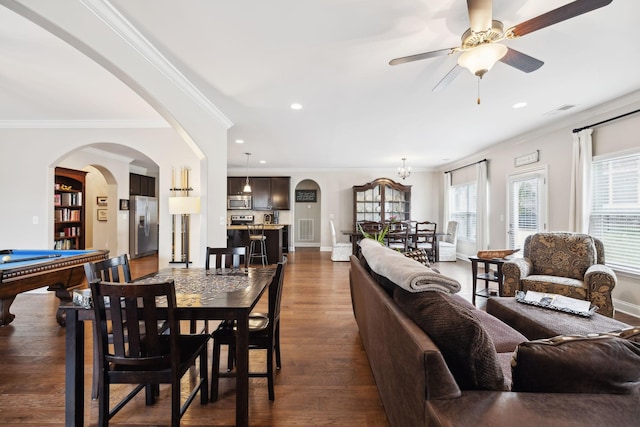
[[97, 209, 108, 221], [295, 189, 317, 203], [96, 196, 108, 206], [119, 199, 129, 210]]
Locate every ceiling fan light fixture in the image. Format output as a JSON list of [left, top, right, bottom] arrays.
[[457, 43, 508, 77]]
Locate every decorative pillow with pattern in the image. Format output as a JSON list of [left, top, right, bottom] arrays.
[[403, 248, 430, 267]]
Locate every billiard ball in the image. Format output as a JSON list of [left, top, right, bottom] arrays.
[[2, 255, 10, 262]]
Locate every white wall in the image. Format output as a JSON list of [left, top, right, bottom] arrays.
[[436, 90, 640, 316]]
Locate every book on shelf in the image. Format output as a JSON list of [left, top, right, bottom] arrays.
[[54, 194, 61, 206]]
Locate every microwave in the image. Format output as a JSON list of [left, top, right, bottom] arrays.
[[228, 195, 252, 210]]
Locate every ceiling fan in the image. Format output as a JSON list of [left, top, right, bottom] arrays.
[[389, 0, 613, 94]]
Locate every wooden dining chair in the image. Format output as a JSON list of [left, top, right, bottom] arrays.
[[386, 221, 411, 252], [191, 246, 249, 333], [211, 260, 286, 401], [90, 279, 209, 427], [83, 254, 132, 399], [205, 246, 249, 270], [412, 221, 438, 263]]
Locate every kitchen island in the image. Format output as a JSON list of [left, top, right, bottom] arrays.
[[227, 225, 287, 264]]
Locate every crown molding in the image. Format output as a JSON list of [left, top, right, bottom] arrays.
[[80, 0, 233, 129], [0, 119, 170, 129]]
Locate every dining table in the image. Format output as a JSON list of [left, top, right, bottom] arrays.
[[62, 266, 276, 427]]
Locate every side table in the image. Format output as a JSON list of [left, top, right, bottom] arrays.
[[469, 256, 505, 305]]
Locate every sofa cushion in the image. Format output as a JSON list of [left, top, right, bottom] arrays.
[[403, 248, 430, 266], [512, 334, 640, 394], [393, 288, 506, 391]]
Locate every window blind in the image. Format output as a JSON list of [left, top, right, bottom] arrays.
[[590, 152, 640, 273]]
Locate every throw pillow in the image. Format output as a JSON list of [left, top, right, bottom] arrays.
[[403, 248, 430, 267], [511, 334, 640, 394], [393, 287, 505, 391]]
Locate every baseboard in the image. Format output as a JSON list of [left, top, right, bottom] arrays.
[[612, 298, 640, 318]]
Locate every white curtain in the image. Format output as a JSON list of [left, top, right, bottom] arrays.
[[569, 129, 593, 233], [442, 172, 451, 227], [476, 161, 488, 251]]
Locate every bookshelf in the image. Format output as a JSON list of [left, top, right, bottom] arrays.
[[54, 167, 86, 249]]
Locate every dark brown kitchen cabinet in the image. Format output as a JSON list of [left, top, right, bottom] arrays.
[[227, 176, 291, 210], [270, 177, 290, 210], [227, 177, 247, 195], [130, 173, 155, 196], [251, 177, 272, 210]]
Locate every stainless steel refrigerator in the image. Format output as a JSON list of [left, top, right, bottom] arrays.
[[129, 196, 158, 258]]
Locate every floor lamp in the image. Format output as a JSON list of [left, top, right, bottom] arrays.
[[168, 196, 200, 268]]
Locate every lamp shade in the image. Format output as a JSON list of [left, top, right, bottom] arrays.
[[457, 43, 508, 77], [168, 196, 201, 215]]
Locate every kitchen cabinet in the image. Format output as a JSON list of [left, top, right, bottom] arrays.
[[228, 176, 291, 210], [270, 177, 290, 210], [130, 173, 155, 196], [227, 177, 247, 195]]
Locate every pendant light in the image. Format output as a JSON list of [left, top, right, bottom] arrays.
[[243, 152, 252, 193]]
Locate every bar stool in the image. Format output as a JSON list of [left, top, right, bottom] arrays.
[[248, 223, 268, 266]]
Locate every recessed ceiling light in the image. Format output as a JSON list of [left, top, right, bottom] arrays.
[[235, 139, 244, 144], [512, 102, 527, 109], [290, 103, 303, 110], [260, 160, 266, 164]]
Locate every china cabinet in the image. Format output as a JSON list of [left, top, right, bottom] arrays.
[[352, 178, 411, 225]]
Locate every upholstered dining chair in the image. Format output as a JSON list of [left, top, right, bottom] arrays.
[[90, 279, 209, 427], [411, 221, 437, 262], [84, 254, 133, 399], [211, 260, 286, 401], [329, 220, 352, 261], [438, 221, 459, 262], [502, 232, 617, 317]]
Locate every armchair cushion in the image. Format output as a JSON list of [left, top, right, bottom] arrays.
[[512, 334, 640, 394], [526, 233, 596, 280]]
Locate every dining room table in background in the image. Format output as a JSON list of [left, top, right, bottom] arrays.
[[62, 266, 276, 427]]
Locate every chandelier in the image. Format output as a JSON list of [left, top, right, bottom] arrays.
[[397, 157, 411, 180]]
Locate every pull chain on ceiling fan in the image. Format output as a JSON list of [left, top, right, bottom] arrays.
[[389, 0, 613, 100]]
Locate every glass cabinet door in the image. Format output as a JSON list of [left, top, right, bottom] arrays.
[[353, 178, 411, 228]]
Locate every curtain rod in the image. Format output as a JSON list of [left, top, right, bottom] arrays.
[[444, 158, 487, 175], [572, 108, 640, 133]]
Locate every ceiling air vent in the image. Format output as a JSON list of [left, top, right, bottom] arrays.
[[543, 104, 576, 116]]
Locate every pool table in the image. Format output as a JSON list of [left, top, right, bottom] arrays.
[[0, 249, 109, 326]]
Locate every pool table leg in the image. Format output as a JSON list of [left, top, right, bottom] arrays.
[[0, 296, 16, 326]]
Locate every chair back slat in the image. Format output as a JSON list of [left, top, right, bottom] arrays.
[[84, 254, 132, 283], [91, 280, 176, 370], [205, 246, 248, 269]]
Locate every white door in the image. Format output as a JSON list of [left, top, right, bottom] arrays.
[[507, 168, 548, 250]]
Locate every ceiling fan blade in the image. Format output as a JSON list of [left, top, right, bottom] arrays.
[[467, 0, 493, 33], [389, 48, 456, 66], [499, 48, 544, 73], [508, 0, 612, 38], [433, 65, 464, 92]]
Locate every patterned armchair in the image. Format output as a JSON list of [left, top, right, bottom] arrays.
[[502, 232, 617, 317]]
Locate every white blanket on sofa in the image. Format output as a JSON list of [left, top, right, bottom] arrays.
[[359, 238, 461, 293]]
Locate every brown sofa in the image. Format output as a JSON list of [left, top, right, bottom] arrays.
[[349, 253, 640, 427]]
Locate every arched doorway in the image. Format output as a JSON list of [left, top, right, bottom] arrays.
[[293, 179, 321, 250]]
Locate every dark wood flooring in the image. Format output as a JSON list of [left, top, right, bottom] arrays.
[[0, 251, 637, 426]]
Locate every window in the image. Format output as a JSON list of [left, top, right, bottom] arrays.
[[450, 182, 477, 241], [590, 151, 640, 273], [507, 168, 547, 249]]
